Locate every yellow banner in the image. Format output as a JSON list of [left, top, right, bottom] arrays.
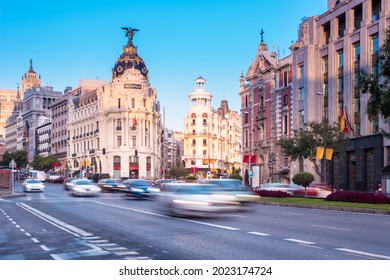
[[325, 148, 334, 160], [316, 147, 324, 159]]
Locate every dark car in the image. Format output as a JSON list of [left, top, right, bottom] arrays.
[[91, 173, 110, 183], [52, 177, 65, 184], [97, 178, 126, 192], [123, 179, 159, 199]]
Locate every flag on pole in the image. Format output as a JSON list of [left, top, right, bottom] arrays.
[[340, 109, 349, 134]]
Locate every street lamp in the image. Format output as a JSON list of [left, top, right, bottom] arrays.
[[268, 152, 276, 182], [316, 91, 327, 183], [242, 109, 252, 186]]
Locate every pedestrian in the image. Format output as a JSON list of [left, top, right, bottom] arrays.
[[377, 184, 382, 194]]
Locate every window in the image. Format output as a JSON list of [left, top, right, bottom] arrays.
[[283, 114, 288, 135], [353, 4, 362, 31], [337, 13, 345, 39], [118, 98, 121, 109], [132, 136, 136, 147], [299, 88, 305, 101], [117, 136, 122, 146], [372, 35, 380, 78], [299, 110, 304, 124], [323, 22, 330, 45], [372, 0, 381, 22], [117, 119, 122, 130], [283, 71, 288, 87], [299, 65, 304, 79], [203, 150, 207, 156]]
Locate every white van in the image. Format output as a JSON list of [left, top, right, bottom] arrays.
[[28, 170, 46, 182]]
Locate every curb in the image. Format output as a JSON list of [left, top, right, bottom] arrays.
[[256, 201, 390, 215], [0, 193, 27, 199]]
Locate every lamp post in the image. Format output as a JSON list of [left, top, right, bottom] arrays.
[[242, 109, 252, 186], [316, 91, 327, 183], [267, 152, 276, 182]]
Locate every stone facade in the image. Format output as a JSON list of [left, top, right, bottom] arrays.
[[290, 0, 390, 190]]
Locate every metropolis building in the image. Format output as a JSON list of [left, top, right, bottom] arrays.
[[290, 0, 390, 191], [66, 28, 163, 179]]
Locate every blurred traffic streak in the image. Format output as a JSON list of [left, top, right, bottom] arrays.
[[123, 179, 160, 199], [197, 179, 261, 208], [69, 179, 101, 197], [156, 183, 244, 218]]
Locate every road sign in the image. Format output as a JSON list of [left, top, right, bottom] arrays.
[[249, 171, 253, 177], [9, 159, 17, 169]]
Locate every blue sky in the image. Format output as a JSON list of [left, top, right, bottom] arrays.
[[0, 0, 327, 131]]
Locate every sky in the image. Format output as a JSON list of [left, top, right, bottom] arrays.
[[0, 0, 327, 131]]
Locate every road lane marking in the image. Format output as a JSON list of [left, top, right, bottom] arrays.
[[311, 224, 350, 231], [40, 245, 50, 251], [25, 232, 32, 237], [248, 231, 271, 236], [88, 239, 110, 243], [31, 238, 40, 243], [335, 248, 390, 260], [17, 203, 93, 237], [285, 238, 316, 245]]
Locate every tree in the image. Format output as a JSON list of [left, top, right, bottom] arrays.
[[30, 155, 57, 170], [360, 27, 390, 123], [277, 121, 349, 179], [1, 150, 28, 168], [292, 172, 314, 198]]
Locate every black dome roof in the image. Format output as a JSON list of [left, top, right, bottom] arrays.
[[112, 27, 148, 80]]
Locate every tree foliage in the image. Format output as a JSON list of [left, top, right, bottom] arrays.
[[0, 150, 28, 168], [360, 27, 390, 121], [277, 121, 349, 178], [30, 155, 57, 171], [292, 172, 315, 198]]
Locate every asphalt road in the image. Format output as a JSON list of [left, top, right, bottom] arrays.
[[1, 182, 390, 260]]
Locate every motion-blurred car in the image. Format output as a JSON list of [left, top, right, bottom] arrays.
[[97, 178, 127, 192], [260, 182, 332, 198], [51, 177, 65, 184], [22, 179, 45, 192], [293, 182, 333, 198], [157, 183, 242, 217], [69, 179, 101, 197], [259, 183, 300, 195], [64, 177, 76, 191], [153, 179, 178, 188], [198, 179, 260, 207], [123, 179, 159, 199]]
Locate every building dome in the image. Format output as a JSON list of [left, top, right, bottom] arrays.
[[112, 27, 148, 80]]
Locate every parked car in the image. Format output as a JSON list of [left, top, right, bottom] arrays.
[[156, 183, 242, 217], [123, 179, 159, 199], [91, 173, 110, 183], [69, 179, 101, 197], [22, 179, 45, 192], [64, 178, 76, 191], [97, 178, 127, 192]]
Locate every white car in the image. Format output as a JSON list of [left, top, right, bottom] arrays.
[[157, 183, 242, 217], [23, 179, 45, 192], [69, 179, 101, 197]]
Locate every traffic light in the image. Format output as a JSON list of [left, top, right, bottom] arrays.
[[102, 148, 106, 155], [135, 150, 138, 156]]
